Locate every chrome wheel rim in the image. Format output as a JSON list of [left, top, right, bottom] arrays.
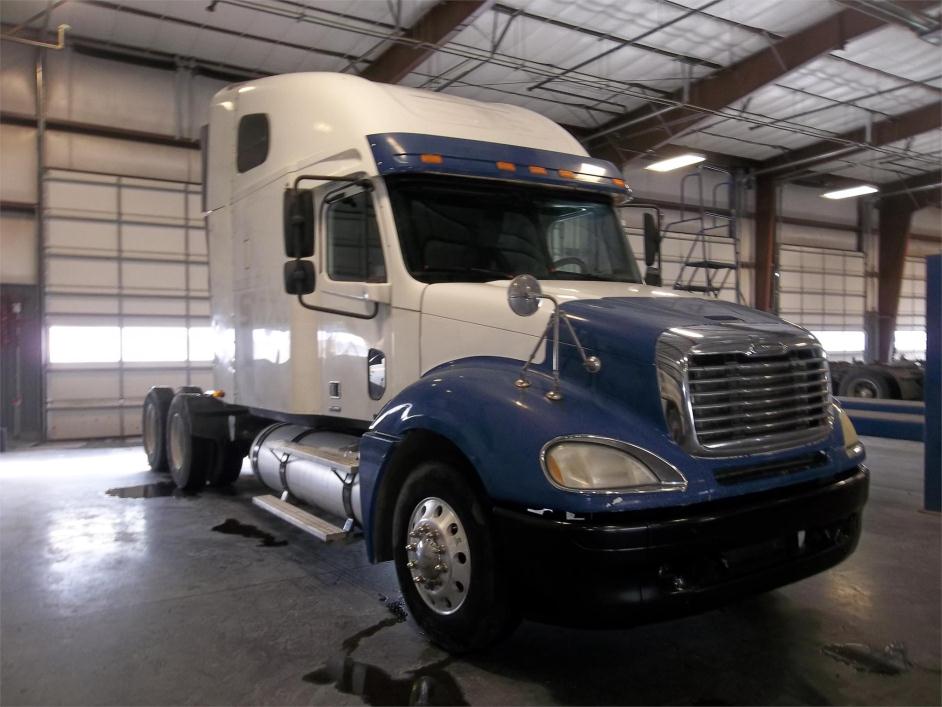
[[405, 496, 471, 615], [853, 380, 878, 398], [143, 403, 158, 456], [168, 412, 185, 470]]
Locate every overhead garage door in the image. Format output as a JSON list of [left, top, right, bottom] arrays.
[[896, 256, 927, 359], [43, 169, 213, 440], [778, 244, 866, 362]]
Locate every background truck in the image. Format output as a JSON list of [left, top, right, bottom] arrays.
[[142, 72, 869, 652]]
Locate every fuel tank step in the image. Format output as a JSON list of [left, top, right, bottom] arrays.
[[252, 494, 346, 543]]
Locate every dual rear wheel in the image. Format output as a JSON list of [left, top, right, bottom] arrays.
[[142, 387, 245, 490]]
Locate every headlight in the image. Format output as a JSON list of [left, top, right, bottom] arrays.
[[541, 437, 686, 493], [836, 405, 865, 458]]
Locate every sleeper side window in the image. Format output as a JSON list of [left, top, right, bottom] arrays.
[[326, 191, 386, 282], [236, 113, 269, 173]]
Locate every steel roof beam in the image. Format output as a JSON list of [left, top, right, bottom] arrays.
[[758, 102, 942, 178], [585, 6, 922, 166], [359, 1, 493, 85]]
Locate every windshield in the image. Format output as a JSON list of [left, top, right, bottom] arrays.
[[385, 176, 642, 284]]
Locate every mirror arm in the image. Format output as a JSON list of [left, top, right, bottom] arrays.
[[294, 174, 373, 191], [297, 294, 379, 320], [514, 294, 600, 401]]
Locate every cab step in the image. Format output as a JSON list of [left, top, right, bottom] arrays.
[[252, 494, 346, 543]]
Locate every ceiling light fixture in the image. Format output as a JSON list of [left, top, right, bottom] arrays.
[[644, 154, 706, 172], [821, 185, 879, 199]]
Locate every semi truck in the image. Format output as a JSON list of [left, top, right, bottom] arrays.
[[142, 73, 869, 652]]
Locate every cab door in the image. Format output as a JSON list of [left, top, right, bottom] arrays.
[[311, 183, 391, 422]]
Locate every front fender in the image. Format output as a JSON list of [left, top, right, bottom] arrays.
[[358, 357, 714, 549]]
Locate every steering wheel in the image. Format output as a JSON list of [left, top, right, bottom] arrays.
[[552, 256, 589, 274]]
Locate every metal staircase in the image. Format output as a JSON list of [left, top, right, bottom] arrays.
[[664, 165, 743, 303]]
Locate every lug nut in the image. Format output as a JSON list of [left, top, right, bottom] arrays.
[[406, 561, 416, 568], [413, 575, 425, 584], [434, 563, 447, 573], [405, 544, 416, 551]]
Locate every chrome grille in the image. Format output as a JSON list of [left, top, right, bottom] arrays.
[[687, 346, 830, 452]]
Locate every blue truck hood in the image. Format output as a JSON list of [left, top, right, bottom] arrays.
[[562, 295, 806, 363]]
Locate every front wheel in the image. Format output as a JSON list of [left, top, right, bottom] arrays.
[[392, 461, 518, 653]]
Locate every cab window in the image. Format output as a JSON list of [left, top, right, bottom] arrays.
[[325, 191, 386, 282], [236, 113, 269, 173]]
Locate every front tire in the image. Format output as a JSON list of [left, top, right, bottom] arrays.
[[392, 460, 518, 653], [166, 394, 213, 491]]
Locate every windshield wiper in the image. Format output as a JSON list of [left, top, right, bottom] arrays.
[[420, 267, 514, 280], [546, 272, 625, 282]]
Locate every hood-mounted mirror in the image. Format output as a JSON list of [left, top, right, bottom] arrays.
[[506, 274, 601, 401], [507, 274, 541, 317]]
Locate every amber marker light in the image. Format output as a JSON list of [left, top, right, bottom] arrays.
[[496, 161, 516, 171], [612, 178, 626, 188], [558, 169, 575, 179], [420, 154, 443, 164], [528, 165, 548, 175]]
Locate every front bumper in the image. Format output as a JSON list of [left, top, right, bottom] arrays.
[[494, 465, 868, 627]]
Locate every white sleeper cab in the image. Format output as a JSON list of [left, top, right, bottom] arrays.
[[141, 72, 869, 652]]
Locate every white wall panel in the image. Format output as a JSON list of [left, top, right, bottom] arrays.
[[0, 42, 35, 114], [0, 124, 38, 202], [0, 213, 37, 284]]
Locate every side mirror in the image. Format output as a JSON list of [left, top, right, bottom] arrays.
[[283, 188, 314, 258], [507, 274, 542, 317], [283, 259, 315, 295], [644, 266, 662, 287], [643, 212, 660, 268]]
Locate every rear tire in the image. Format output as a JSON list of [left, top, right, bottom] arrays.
[[392, 460, 518, 653], [208, 443, 247, 487], [166, 394, 212, 491], [142, 387, 174, 471], [839, 368, 892, 399]]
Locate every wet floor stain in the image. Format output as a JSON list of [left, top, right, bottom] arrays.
[[822, 642, 912, 675], [106, 481, 196, 499], [304, 655, 466, 706], [211, 518, 287, 547], [304, 595, 466, 705]]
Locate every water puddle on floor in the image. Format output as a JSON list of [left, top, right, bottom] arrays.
[[211, 518, 287, 547], [106, 481, 197, 499], [303, 595, 466, 705], [822, 642, 912, 675]]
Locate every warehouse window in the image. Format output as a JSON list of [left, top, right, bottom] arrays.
[[48, 325, 214, 363], [326, 191, 386, 282], [48, 326, 121, 364], [236, 113, 269, 173]]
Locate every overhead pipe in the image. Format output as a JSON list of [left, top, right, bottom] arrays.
[[1, 24, 70, 50]]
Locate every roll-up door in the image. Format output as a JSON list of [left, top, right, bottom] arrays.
[[778, 245, 866, 362], [43, 169, 212, 440], [896, 256, 927, 359]]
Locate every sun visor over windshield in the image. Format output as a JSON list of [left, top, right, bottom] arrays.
[[368, 133, 630, 196]]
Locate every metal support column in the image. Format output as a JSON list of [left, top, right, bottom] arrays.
[[876, 196, 914, 362], [754, 175, 776, 312]]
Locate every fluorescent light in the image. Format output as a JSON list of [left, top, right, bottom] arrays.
[[645, 154, 706, 172], [821, 185, 878, 199]]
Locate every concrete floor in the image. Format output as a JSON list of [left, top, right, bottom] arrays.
[[0, 437, 939, 706]]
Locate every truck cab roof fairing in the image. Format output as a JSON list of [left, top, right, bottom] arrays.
[[369, 133, 629, 196]]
